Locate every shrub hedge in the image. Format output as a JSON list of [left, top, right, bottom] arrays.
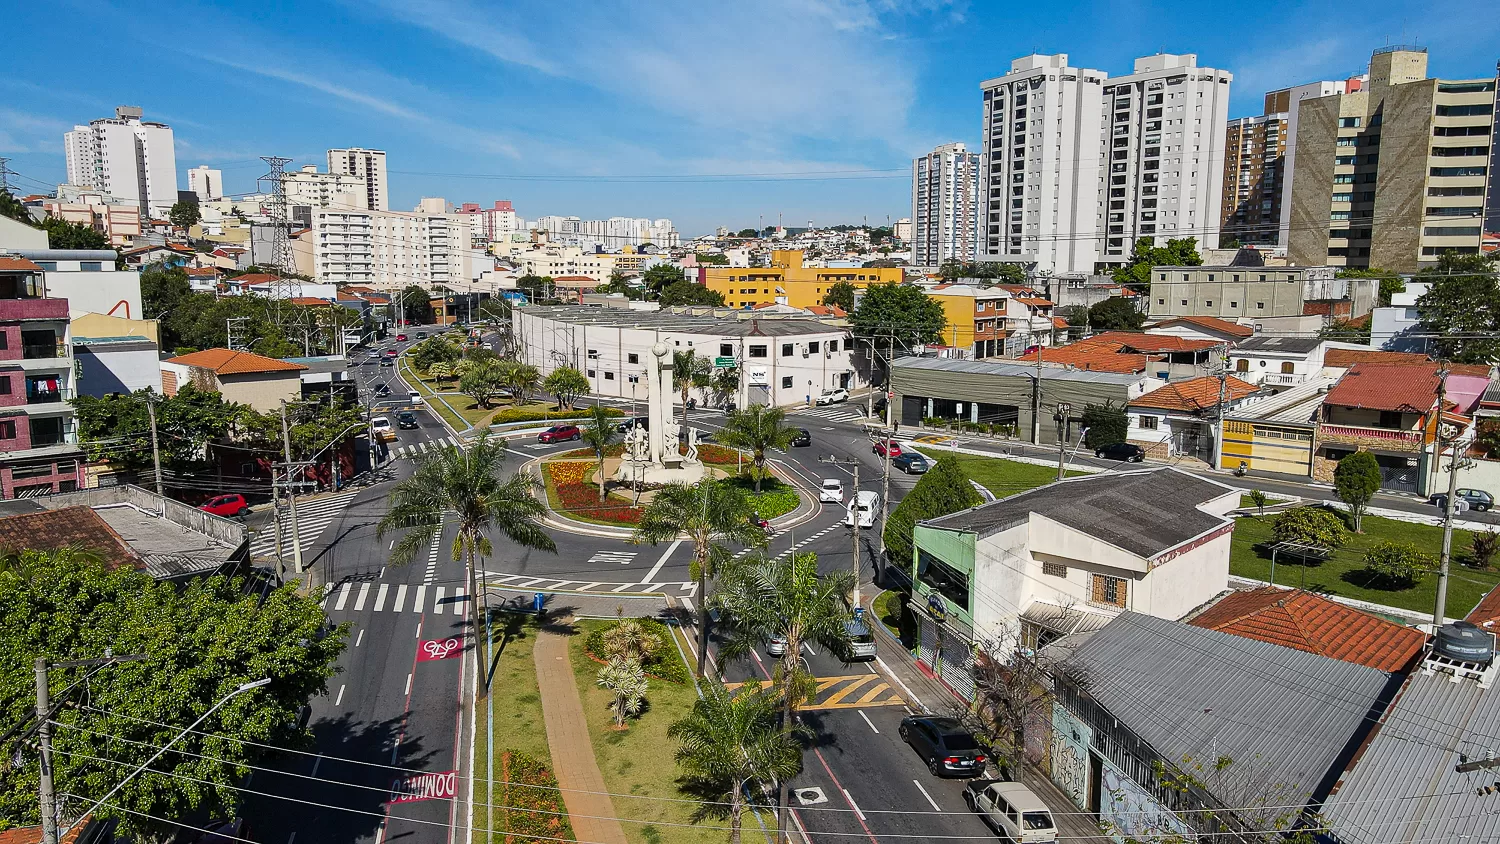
[[490, 406, 624, 426], [582, 617, 690, 684]]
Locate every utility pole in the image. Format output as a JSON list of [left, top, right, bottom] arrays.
[[279, 400, 304, 576], [145, 394, 163, 496], [1456, 754, 1500, 774], [1055, 401, 1072, 480], [35, 658, 57, 844], [878, 392, 894, 566], [1435, 365, 1461, 627], [1212, 348, 1230, 469], [821, 456, 863, 605], [1031, 349, 1043, 445]]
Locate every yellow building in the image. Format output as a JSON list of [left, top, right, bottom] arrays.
[[702, 250, 903, 309], [924, 284, 1011, 358]]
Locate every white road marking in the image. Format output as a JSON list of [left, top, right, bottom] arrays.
[[610, 582, 635, 592], [517, 577, 547, 588], [859, 710, 879, 733], [415, 620, 422, 639], [394, 584, 408, 613], [588, 550, 637, 565], [334, 686, 345, 706], [354, 582, 370, 611], [680, 597, 694, 616], [841, 789, 866, 822], [356, 629, 365, 647], [414, 585, 427, 614], [374, 583, 389, 611], [577, 582, 602, 592], [333, 583, 352, 611], [455, 589, 466, 616], [434, 586, 446, 612], [912, 779, 941, 812], [643, 539, 681, 582], [404, 673, 412, 695], [311, 755, 322, 776]]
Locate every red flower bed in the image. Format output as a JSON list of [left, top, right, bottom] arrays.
[[545, 461, 642, 525], [695, 444, 742, 465]]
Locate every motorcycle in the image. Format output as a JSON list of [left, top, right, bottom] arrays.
[[1234, 461, 1249, 478], [686, 398, 697, 410], [751, 515, 774, 536]]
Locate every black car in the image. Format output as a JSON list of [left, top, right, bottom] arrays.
[[1094, 441, 1146, 462], [617, 416, 649, 433], [891, 452, 929, 474], [379, 357, 394, 367], [899, 715, 988, 778], [789, 428, 811, 447], [372, 384, 391, 398], [396, 411, 419, 429]]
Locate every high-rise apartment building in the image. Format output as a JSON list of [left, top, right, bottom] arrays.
[[310, 205, 472, 289], [1287, 47, 1495, 272], [980, 54, 1107, 274], [1220, 114, 1287, 245], [326, 148, 389, 211], [1270, 80, 1361, 246], [1097, 55, 1232, 266], [187, 166, 223, 202], [1485, 61, 1500, 236], [911, 142, 980, 266], [63, 107, 179, 218], [531, 216, 678, 249], [458, 201, 521, 245], [0, 257, 83, 498], [283, 165, 367, 210]]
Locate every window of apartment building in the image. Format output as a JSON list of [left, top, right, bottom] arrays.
[[1332, 193, 1353, 203], [1435, 104, 1494, 117], [780, 343, 794, 357], [1431, 166, 1488, 178], [1139, 416, 1159, 430], [1236, 359, 1250, 372], [1430, 186, 1487, 197], [1230, 301, 1238, 308], [1336, 137, 1358, 147], [0, 421, 14, 439], [1339, 117, 1362, 128], [604, 371, 615, 380], [1042, 562, 1068, 578], [1180, 299, 1188, 306], [780, 376, 793, 389], [1432, 146, 1491, 157], [586, 369, 596, 378], [748, 345, 767, 358], [1257, 302, 1266, 310], [1427, 206, 1484, 217], [626, 353, 639, 364], [1091, 574, 1128, 608], [1336, 156, 1357, 166]]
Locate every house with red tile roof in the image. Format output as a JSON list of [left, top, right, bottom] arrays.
[[1126, 375, 1261, 462], [1188, 586, 1426, 672], [1018, 331, 1225, 381], [1146, 315, 1255, 343], [161, 348, 306, 412]]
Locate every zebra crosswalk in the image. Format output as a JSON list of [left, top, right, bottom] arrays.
[[792, 405, 869, 423], [390, 435, 468, 460], [323, 581, 469, 617], [481, 571, 698, 597], [249, 491, 361, 559]]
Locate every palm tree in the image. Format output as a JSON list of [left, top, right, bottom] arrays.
[[713, 551, 854, 842], [673, 349, 712, 429], [633, 480, 766, 679], [580, 404, 618, 502], [710, 366, 739, 408], [601, 616, 662, 663], [670, 681, 804, 844], [377, 431, 557, 654], [716, 404, 798, 492], [501, 362, 541, 405], [597, 657, 648, 729]]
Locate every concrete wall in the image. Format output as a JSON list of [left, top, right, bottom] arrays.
[[1371, 80, 1437, 271], [32, 483, 246, 549], [75, 341, 162, 396], [1287, 93, 1347, 267], [217, 371, 302, 413]]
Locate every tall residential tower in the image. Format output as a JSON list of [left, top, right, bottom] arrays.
[[911, 142, 981, 266], [63, 107, 179, 218], [327, 148, 389, 211]]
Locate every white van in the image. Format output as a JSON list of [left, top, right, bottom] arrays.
[[966, 781, 1057, 843], [845, 491, 880, 528]]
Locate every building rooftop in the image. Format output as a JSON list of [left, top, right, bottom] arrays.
[[1188, 587, 1425, 672], [1323, 348, 1431, 369], [922, 467, 1233, 559], [0, 257, 43, 272], [1324, 363, 1440, 413], [1227, 376, 1338, 425], [519, 304, 847, 337], [1063, 612, 1394, 818], [166, 348, 308, 375], [889, 355, 1144, 386], [0, 506, 138, 569], [1233, 335, 1325, 354], [1128, 375, 1259, 414]]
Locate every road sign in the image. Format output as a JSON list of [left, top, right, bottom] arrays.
[[714, 356, 735, 367], [417, 638, 462, 661], [886, 391, 894, 399]]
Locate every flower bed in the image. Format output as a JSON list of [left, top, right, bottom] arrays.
[[496, 751, 574, 842], [558, 443, 627, 460], [694, 443, 743, 465], [723, 476, 800, 519], [544, 460, 642, 526]]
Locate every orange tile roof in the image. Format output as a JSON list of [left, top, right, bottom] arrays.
[[1096, 331, 1223, 354], [0, 257, 43, 272], [0, 821, 91, 844], [1324, 363, 1440, 414], [1129, 375, 1259, 413], [1014, 296, 1053, 307], [1151, 316, 1254, 339], [166, 348, 308, 374], [805, 305, 847, 317], [1019, 345, 1151, 374], [1324, 348, 1431, 368], [0, 507, 138, 571], [231, 273, 283, 286], [185, 267, 220, 277], [1466, 585, 1500, 629], [288, 297, 330, 306], [1190, 587, 1425, 673], [1052, 316, 1071, 329]]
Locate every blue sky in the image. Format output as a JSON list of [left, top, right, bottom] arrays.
[[3, 0, 1497, 235]]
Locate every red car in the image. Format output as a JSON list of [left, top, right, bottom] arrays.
[[538, 425, 582, 443], [873, 439, 902, 458], [383, 349, 398, 358], [200, 494, 251, 518]]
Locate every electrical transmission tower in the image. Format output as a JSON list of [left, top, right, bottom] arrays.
[[0, 157, 11, 195], [257, 156, 296, 325]]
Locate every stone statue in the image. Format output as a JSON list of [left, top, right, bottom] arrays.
[[611, 341, 707, 486], [686, 428, 700, 464]]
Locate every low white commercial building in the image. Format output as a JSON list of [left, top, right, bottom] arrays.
[[514, 305, 861, 408]]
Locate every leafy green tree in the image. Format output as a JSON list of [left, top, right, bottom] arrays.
[[673, 350, 712, 428], [410, 336, 461, 371], [0, 190, 32, 224], [713, 551, 854, 840], [1337, 266, 1405, 307], [659, 280, 726, 307], [601, 616, 661, 663], [1087, 296, 1146, 331], [850, 283, 947, 364], [1273, 506, 1350, 549], [580, 404, 618, 502], [428, 360, 454, 381], [1320, 317, 1372, 344], [398, 284, 434, 324], [883, 455, 983, 570], [1111, 236, 1202, 290], [1333, 450, 1382, 533], [41, 216, 110, 250], [1249, 489, 1269, 516], [670, 681, 804, 844], [460, 359, 507, 409], [716, 404, 798, 491], [695, 252, 729, 265], [543, 366, 590, 409], [596, 271, 644, 300], [1363, 541, 1435, 587], [168, 200, 201, 229], [643, 264, 687, 297], [378, 431, 556, 639], [633, 480, 765, 678], [0, 548, 344, 842], [869, 225, 894, 245], [822, 280, 857, 311], [1470, 530, 1500, 570], [1415, 252, 1500, 364], [1061, 305, 1090, 327], [936, 260, 1025, 283], [710, 366, 739, 407], [597, 657, 648, 729], [500, 361, 541, 405], [515, 274, 550, 302], [73, 386, 247, 479], [241, 399, 366, 466], [1080, 402, 1128, 448], [735, 228, 759, 238]]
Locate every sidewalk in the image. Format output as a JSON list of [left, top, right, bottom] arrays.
[[533, 627, 631, 844]]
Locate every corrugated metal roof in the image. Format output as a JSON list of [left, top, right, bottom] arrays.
[[521, 304, 844, 337], [1323, 670, 1500, 844], [890, 355, 1141, 385], [1234, 335, 1325, 354], [1226, 376, 1337, 425], [1065, 612, 1393, 815]]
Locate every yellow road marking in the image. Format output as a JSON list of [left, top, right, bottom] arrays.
[[820, 675, 875, 707], [854, 682, 894, 706], [725, 674, 908, 709]]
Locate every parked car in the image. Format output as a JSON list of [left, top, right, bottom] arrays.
[[899, 715, 988, 778], [616, 416, 649, 433], [200, 494, 251, 518], [1094, 441, 1145, 462], [815, 388, 849, 406], [1430, 488, 1493, 512], [845, 490, 880, 528], [846, 618, 876, 660], [396, 411, 419, 429], [965, 780, 1057, 843], [790, 428, 811, 447], [873, 439, 902, 458], [892, 452, 929, 474], [538, 425, 582, 443], [395, 333, 408, 342], [819, 479, 844, 503]]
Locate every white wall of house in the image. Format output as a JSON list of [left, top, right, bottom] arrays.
[[1228, 347, 1326, 387], [35, 260, 143, 321]]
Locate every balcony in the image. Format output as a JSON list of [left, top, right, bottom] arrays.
[[1319, 423, 1426, 452], [0, 299, 69, 322], [22, 341, 66, 360], [26, 387, 73, 405], [1261, 372, 1306, 386]]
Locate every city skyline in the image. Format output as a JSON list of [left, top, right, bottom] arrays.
[[2, 0, 1497, 235]]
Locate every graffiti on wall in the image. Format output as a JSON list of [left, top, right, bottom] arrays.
[[1098, 757, 1194, 843], [1050, 703, 1091, 809]]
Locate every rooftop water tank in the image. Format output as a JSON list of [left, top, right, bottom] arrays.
[[1433, 621, 1495, 664]]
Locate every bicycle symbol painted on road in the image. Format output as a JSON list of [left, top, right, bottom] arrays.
[[417, 637, 462, 661]]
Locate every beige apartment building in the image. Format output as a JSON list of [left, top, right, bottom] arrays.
[[1287, 47, 1494, 272], [1221, 112, 1287, 245]]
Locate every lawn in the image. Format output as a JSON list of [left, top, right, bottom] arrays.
[[568, 619, 760, 844], [914, 447, 1082, 499], [1230, 508, 1500, 618], [477, 612, 574, 843]]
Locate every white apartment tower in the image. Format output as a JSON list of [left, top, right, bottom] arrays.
[[1097, 55, 1232, 265], [911, 143, 980, 266], [327, 148, 389, 211], [187, 165, 223, 202], [63, 106, 179, 218], [283, 165, 367, 210], [311, 206, 472, 289], [979, 54, 1107, 274]]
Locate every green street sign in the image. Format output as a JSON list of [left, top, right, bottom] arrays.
[[714, 357, 736, 367]]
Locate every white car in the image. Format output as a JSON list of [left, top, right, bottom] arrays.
[[845, 490, 880, 528], [819, 479, 844, 504], [408, 390, 423, 405], [371, 416, 396, 442], [965, 781, 1057, 843], [815, 388, 849, 406]]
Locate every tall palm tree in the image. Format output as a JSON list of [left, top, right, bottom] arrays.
[[501, 362, 541, 405], [715, 404, 798, 492], [670, 681, 805, 844], [580, 404, 619, 502], [377, 431, 557, 653], [713, 551, 854, 841], [673, 349, 712, 429], [633, 480, 766, 678]]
